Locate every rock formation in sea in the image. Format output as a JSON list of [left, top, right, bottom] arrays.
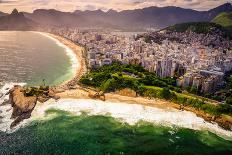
[[9, 86, 38, 128], [0, 84, 62, 130]]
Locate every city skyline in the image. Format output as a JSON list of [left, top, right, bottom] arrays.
[[0, 0, 230, 13]]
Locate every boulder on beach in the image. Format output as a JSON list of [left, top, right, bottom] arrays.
[[116, 88, 137, 97], [88, 91, 105, 101]]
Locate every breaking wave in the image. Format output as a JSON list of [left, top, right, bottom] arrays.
[[31, 99, 232, 141]]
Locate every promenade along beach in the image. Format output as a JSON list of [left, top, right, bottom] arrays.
[[0, 31, 232, 154]]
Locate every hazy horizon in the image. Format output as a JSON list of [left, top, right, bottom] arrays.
[[0, 0, 231, 13]]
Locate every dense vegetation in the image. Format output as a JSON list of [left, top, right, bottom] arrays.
[[80, 63, 232, 116], [24, 86, 49, 97], [213, 11, 232, 27], [1, 110, 231, 155], [212, 11, 232, 39], [166, 22, 223, 33], [166, 22, 232, 39], [80, 62, 179, 92]]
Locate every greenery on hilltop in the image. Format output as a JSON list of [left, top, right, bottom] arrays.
[[212, 11, 232, 38], [80, 62, 179, 92], [166, 22, 223, 34], [166, 22, 232, 39], [80, 62, 232, 116], [212, 11, 232, 27], [24, 86, 49, 97]]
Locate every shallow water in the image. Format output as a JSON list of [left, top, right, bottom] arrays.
[[0, 31, 74, 86]]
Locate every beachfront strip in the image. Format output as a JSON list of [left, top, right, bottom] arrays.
[[47, 28, 232, 94]]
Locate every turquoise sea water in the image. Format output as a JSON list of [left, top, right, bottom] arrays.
[[0, 110, 231, 155], [0, 31, 74, 86]]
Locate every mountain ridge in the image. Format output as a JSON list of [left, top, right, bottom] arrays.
[[26, 3, 232, 29], [0, 3, 232, 30], [0, 9, 37, 30]]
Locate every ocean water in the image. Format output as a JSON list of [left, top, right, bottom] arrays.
[[0, 107, 232, 155], [0, 31, 74, 87], [1, 99, 231, 154]]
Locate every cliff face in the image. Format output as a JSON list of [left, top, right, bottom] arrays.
[[9, 86, 37, 128]]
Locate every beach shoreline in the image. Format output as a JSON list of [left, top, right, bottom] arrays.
[[32, 97, 232, 140], [36, 32, 87, 89]]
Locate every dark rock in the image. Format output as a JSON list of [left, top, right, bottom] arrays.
[[0, 92, 3, 98]]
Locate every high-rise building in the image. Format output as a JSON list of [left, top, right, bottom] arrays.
[[156, 59, 173, 77]]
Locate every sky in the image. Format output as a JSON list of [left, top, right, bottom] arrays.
[[0, 0, 230, 13]]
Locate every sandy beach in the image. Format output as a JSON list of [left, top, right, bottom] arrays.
[[37, 32, 87, 89]]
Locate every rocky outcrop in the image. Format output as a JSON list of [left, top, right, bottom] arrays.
[[116, 88, 137, 97], [177, 104, 232, 130], [88, 91, 105, 101], [9, 86, 38, 128]]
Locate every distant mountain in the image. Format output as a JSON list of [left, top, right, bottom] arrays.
[[0, 11, 7, 17], [1, 3, 232, 30], [23, 9, 83, 27], [205, 3, 232, 20], [0, 9, 37, 30], [22, 3, 232, 29]]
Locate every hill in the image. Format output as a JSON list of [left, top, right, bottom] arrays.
[[163, 21, 232, 39], [0, 11, 7, 17], [212, 11, 232, 27], [212, 11, 232, 37], [165, 22, 224, 34], [0, 3, 231, 30], [22, 3, 232, 29], [0, 9, 37, 30]]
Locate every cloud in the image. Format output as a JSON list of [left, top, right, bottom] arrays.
[[0, 0, 229, 13]]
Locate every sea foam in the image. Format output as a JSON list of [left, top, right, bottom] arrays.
[[32, 99, 232, 141]]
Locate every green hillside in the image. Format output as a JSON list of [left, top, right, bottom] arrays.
[[212, 11, 232, 27], [165, 22, 224, 34], [212, 11, 232, 38], [165, 21, 232, 39]]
